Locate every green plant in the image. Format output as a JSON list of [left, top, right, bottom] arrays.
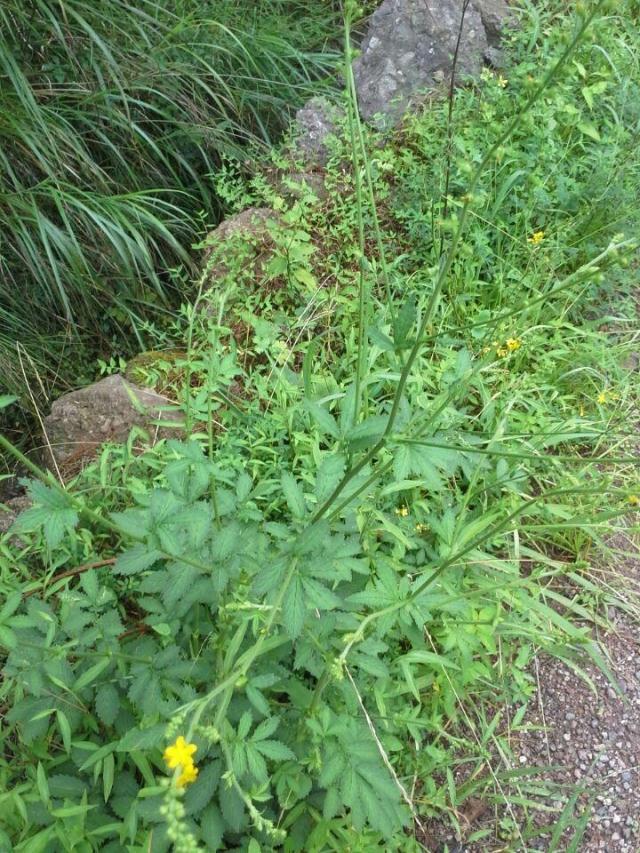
[[1, 1, 640, 850]]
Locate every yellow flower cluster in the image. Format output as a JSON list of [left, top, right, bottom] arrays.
[[164, 736, 198, 788], [528, 230, 545, 245], [395, 506, 409, 518], [596, 389, 618, 405], [495, 338, 522, 358]]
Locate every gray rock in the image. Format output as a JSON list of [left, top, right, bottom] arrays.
[[353, 0, 510, 127], [293, 97, 343, 166], [202, 206, 282, 284], [0, 494, 32, 545], [474, 0, 512, 45], [42, 375, 183, 473]]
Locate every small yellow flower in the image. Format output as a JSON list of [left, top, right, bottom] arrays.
[[506, 338, 521, 352], [597, 391, 608, 405], [395, 506, 409, 518], [528, 230, 545, 245], [415, 523, 429, 534], [497, 75, 508, 88], [177, 762, 199, 788], [628, 495, 640, 506], [496, 346, 508, 358], [163, 736, 197, 770]]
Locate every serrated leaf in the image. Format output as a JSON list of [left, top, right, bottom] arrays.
[[304, 401, 340, 438], [237, 710, 253, 740], [281, 472, 306, 518], [200, 803, 225, 849], [184, 761, 221, 815], [344, 416, 387, 449], [95, 684, 120, 727], [314, 454, 345, 503], [219, 782, 245, 833], [114, 546, 163, 576], [282, 575, 305, 639], [254, 740, 296, 761], [251, 716, 280, 742], [301, 577, 341, 611], [0, 625, 17, 649]]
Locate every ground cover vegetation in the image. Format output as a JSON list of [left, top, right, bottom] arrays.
[[0, 0, 343, 448], [1, 0, 640, 850]]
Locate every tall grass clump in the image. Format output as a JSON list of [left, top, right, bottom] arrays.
[[0, 0, 341, 421], [1, 1, 640, 850]]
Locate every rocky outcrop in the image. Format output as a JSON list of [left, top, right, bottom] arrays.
[[353, 0, 511, 127], [42, 374, 183, 474], [293, 97, 344, 167], [202, 206, 282, 285]]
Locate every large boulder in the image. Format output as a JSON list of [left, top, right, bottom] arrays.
[[202, 206, 282, 285], [42, 374, 183, 475], [354, 0, 510, 127], [293, 97, 344, 167]]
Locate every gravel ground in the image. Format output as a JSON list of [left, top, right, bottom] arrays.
[[423, 526, 640, 853]]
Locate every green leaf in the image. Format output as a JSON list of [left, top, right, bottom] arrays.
[[95, 684, 120, 727], [37, 762, 51, 808], [184, 761, 221, 815], [57, 710, 72, 753], [219, 783, 246, 833], [0, 395, 18, 410], [254, 740, 296, 761], [75, 658, 111, 691], [578, 121, 601, 141], [114, 546, 163, 576], [304, 401, 340, 438], [117, 724, 165, 751], [282, 574, 305, 639], [281, 472, 306, 519], [344, 416, 387, 449], [0, 625, 17, 650], [251, 716, 280, 742], [103, 752, 115, 803], [314, 454, 345, 504], [392, 295, 416, 348], [200, 803, 225, 849]]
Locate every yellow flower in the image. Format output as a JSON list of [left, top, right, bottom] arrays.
[[415, 523, 429, 534], [506, 338, 521, 352], [628, 495, 640, 506], [496, 346, 508, 358], [528, 230, 544, 245], [177, 762, 199, 788], [597, 391, 608, 405], [395, 506, 409, 518], [163, 736, 197, 770], [497, 75, 508, 88]]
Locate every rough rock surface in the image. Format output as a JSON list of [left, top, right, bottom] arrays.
[[293, 97, 344, 166], [474, 0, 511, 44], [42, 374, 183, 473], [203, 206, 281, 284], [0, 494, 31, 544], [353, 0, 509, 127]]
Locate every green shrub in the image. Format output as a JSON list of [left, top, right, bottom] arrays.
[[1, 2, 639, 850]]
